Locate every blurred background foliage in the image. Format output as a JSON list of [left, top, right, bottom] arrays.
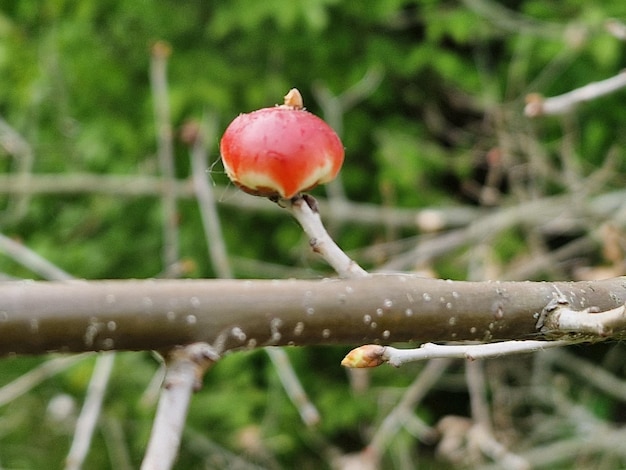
[[1, 0, 626, 468]]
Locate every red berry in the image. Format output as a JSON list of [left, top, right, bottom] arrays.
[[220, 89, 344, 199]]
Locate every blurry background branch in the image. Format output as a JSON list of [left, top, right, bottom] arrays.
[[0, 173, 624, 275], [525, 71, 626, 117], [0, 172, 479, 230]]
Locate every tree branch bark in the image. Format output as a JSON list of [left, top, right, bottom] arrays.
[[0, 275, 624, 356]]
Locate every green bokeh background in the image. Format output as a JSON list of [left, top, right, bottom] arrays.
[[1, 1, 626, 468]]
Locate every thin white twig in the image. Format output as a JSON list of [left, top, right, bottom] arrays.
[[525, 71, 626, 117], [141, 343, 219, 470], [342, 340, 576, 368], [285, 195, 368, 278], [141, 358, 197, 470], [389, 341, 577, 365], [65, 352, 116, 470]]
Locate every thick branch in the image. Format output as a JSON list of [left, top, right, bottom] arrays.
[[0, 275, 624, 356]]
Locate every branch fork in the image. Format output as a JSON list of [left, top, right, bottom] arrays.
[[165, 342, 220, 391], [536, 288, 626, 337]]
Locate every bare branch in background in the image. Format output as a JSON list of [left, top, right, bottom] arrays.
[[525, 71, 626, 117], [0, 354, 88, 407], [189, 114, 233, 279], [366, 358, 451, 461], [544, 348, 626, 402], [150, 41, 180, 272], [265, 346, 320, 426], [462, 0, 565, 37], [0, 116, 35, 221], [0, 173, 481, 230], [605, 19, 626, 40], [465, 361, 529, 469], [312, 65, 384, 202], [0, 233, 74, 280], [377, 190, 626, 272], [65, 353, 116, 470]]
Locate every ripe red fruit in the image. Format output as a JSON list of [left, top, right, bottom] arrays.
[[220, 89, 345, 199]]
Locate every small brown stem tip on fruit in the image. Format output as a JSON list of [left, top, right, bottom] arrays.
[[283, 88, 304, 109]]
